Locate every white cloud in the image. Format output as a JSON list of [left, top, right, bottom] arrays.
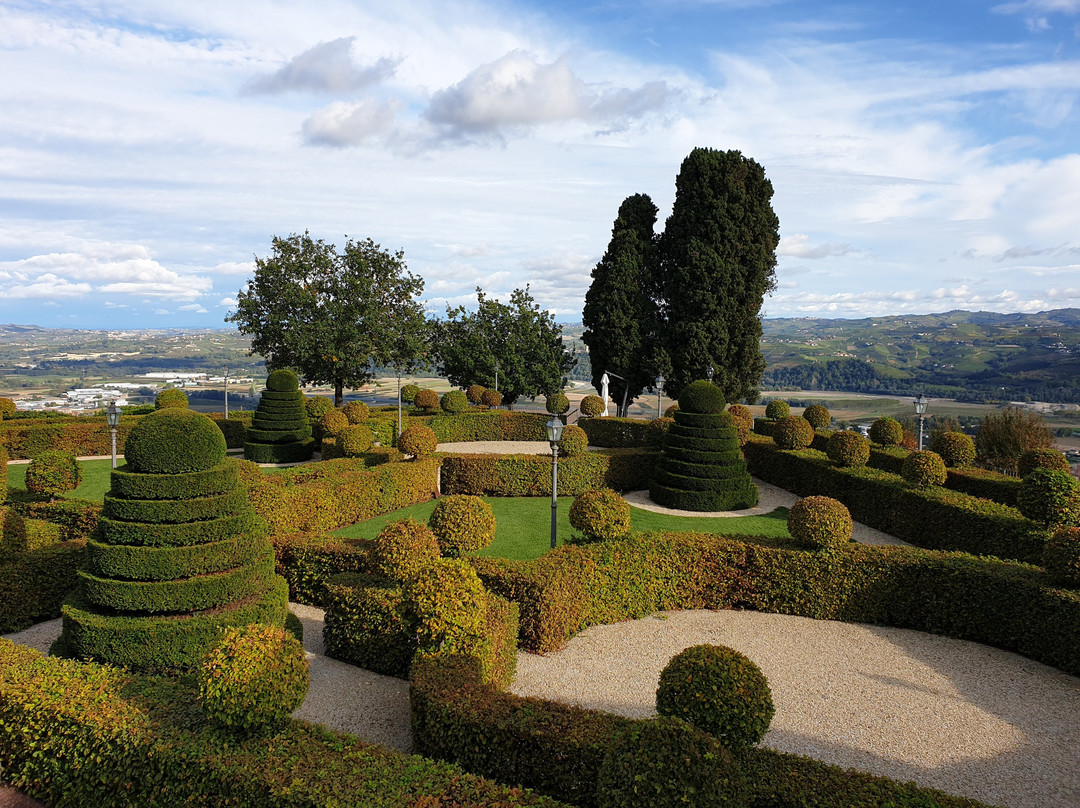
[[218, 297, 238, 307], [4, 274, 92, 300], [245, 37, 399, 94], [178, 303, 209, 313], [210, 261, 256, 276], [777, 234, 858, 259], [302, 98, 404, 147]]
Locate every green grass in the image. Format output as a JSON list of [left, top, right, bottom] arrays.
[[7, 458, 115, 502]]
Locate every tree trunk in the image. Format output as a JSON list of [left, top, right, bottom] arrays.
[[334, 379, 344, 408]]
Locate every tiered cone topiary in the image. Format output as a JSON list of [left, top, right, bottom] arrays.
[[244, 368, 315, 463], [649, 380, 758, 511], [56, 408, 289, 671]]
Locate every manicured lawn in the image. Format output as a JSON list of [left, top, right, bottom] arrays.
[[7, 458, 115, 502]]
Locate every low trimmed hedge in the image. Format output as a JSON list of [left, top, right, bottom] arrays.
[[6, 497, 101, 542], [0, 540, 85, 632], [410, 411, 548, 442], [578, 417, 652, 448], [272, 532, 373, 605], [869, 446, 1022, 506], [439, 450, 660, 496]]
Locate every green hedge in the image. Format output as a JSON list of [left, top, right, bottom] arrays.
[[439, 450, 660, 496], [87, 533, 268, 581], [578, 417, 651, 448], [242, 438, 316, 464], [742, 439, 1047, 564], [95, 512, 259, 548], [410, 411, 548, 442], [272, 532, 373, 605], [868, 445, 1022, 506], [101, 485, 247, 524], [109, 460, 239, 500], [6, 497, 101, 541], [208, 412, 252, 449], [0, 540, 85, 632], [245, 426, 313, 444]]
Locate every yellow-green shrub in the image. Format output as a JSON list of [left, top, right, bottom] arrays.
[[1044, 527, 1080, 589], [398, 424, 438, 458], [580, 394, 604, 417], [428, 495, 496, 557], [787, 496, 852, 550], [558, 424, 588, 456], [342, 400, 370, 424], [825, 430, 870, 467], [154, 388, 188, 409], [869, 417, 903, 447], [901, 450, 947, 488], [569, 488, 631, 543], [25, 449, 81, 500], [773, 415, 814, 450], [370, 518, 440, 582]]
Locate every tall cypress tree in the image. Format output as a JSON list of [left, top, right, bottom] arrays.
[[582, 194, 662, 416], [658, 148, 779, 403]]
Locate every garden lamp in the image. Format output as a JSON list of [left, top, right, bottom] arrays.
[[105, 400, 121, 469], [656, 376, 664, 419], [913, 394, 928, 451], [545, 416, 565, 550]]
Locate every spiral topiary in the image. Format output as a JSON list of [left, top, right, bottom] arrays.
[[787, 495, 853, 550], [441, 390, 469, 414], [318, 409, 349, 439], [398, 424, 438, 458], [339, 424, 374, 456], [901, 450, 947, 488], [0, 397, 16, 418], [25, 449, 82, 500], [929, 431, 976, 468], [466, 384, 486, 405], [869, 417, 903, 447], [826, 430, 870, 467], [197, 624, 308, 736], [1044, 526, 1080, 589], [480, 389, 503, 408], [580, 394, 605, 417], [414, 389, 439, 411], [304, 395, 335, 420], [342, 400, 370, 424], [1018, 447, 1071, 478], [569, 488, 631, 543], [558, 424, 588, 456], [773, 415, 815, 450], [546, 392, 570, 415], [644, 417, 672, 449], [401, 384, 420, 404], [428, 495, 496, 557], [124, 408, 227, 475], [802, 404, 830, 430], [1017, 469, 1080, 528], [678, 380, 726, 414], [764, 399, 789, 420], [656, 643, 774, 752], [370, 518, 441, 582], [406, 558, 486, 651], [266, 369, 300, 392], [155, 388, 189, 410]]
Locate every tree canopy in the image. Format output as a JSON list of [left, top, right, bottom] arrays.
[[434, 286, 575, 409], [227, 232, 427, 406]]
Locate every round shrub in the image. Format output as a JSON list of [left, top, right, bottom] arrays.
[[826, 430, 870, 467], [406, 558, 486, 651], [371, 518, 441, 582], [901, 450, 947, 488], [428, 495, 496, 557], [569, 488, 631, 543], [1017, 469, 1080, 528], [597, 717, 745, 808], [401, 384, 420, 404], [678, 380, 726, 414], [304, 395, 335, 420], [441, 390, 469, 414], [663, 402, 680, 418], [546, 392, 570, 415], [342, 400, 370, 424], [155, 388, 189, 410], [480, 389, 503, 408], [398, 424, 438, 458], [656, 643, 774, 752], [0, 397, 16, 418], [197, 624, 308, 736], [339, 424, 374, 456], [25, 450, 82, 500], [266, 369, 300, 392], [773, 415, 814, 450], [764, 399, 789, 420], [558, 424, 588, 456], [1018, 447, 1071, 478], [580, 394, 605, 417], [124, 409, 227, 475], [318, 409, 349, 438], [466, 384, 486, 404], [869, 417, 903, 447], [644, 417, 673, 448], [728, 404, 753, 429], [787, 495, 853, 550], [929, 431, 976, 468], [414, 389, 439, 411], [1044, 527, 1080, 589], [802, 404, 830, 430]]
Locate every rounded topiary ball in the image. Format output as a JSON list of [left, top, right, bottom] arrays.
[[339, 424, 374, 456], [0, 397, 16, 418], [466, 384, 486, 405], [645, 417, 673, 449], [826, 430, 871, 467], [1019, 448, 1071, 478], [480, 389, 503, 408], [1044, 527, 1080, 589], [441, 390, 469, 414], [414, 389, 439, 411], [901, 450, 947, 488], [558, 424, 588, 456], [569, 488, 631, 543], [929, 431, 976, 468], [1017, 469, 1080, 528], [787, 495, 853, 550], [266, 369, 300, 392], [802, 404, 830, 430], [580, 394, 605, 417], [773, 415, 815, 450], [370, 518, 441, 582], [869, 417, 903, 447], [401, 384, 420, 404], [124, 409, 227, 475], [656, 644, 775, 752], [25, 449, 82, 499], [728, 404, 753, 428], [597, 717, 745, 808], [678, 381, 726, 414], [428, 495, 496, 558], [198, 624, 309, 736], [398, 424, 438, 458], [764, 400, 789, 420], [407, 558, 486, 651], [304, 395, 335, 420], [546, 392, 570, 415], [154, 388, 188, 410], [318, 409, 349, 438], [342, 400, 370, 424]]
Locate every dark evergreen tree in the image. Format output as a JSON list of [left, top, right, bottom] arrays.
[[658, 148, 779, 403], [582, 194, 662, 417]]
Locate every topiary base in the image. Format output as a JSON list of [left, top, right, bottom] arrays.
[[648, 482, 759, 512], [243, 438, 315, 464]]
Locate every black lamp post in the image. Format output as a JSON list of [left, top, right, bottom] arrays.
[[545, 416, 564, 550], [105, 400, 121, 469], [914, 394, 928, 451]]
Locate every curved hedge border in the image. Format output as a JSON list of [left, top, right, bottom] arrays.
[[109, 461, 239, 501], [86, 533, 267, 581], [101, 486, 247, 525], [95, 512, 257, 548], [438, 450, 660, 496]]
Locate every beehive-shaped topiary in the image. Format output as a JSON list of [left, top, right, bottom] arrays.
[[57, 408, 289, 671], [649, 380, 758, 511], [244, 369, 314, 464]]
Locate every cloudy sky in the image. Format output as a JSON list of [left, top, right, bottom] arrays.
[[2, 0, 1079, 329]]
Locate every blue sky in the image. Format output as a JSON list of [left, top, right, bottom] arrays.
[[1, 0, 1079, 329]]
